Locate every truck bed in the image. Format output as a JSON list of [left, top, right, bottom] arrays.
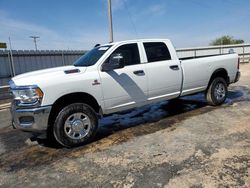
[[179, 53, 234, 61], [179, 53, 239, 96]]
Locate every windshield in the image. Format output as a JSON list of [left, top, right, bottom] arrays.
[[74, 45, 112, 67]]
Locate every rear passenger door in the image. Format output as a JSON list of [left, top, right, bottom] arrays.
[[143, 42, 182, 102]]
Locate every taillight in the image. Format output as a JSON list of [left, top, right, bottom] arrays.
[[237, 57, 240, 70]]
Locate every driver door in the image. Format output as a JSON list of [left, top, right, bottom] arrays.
[[99, 43, 147, 114]]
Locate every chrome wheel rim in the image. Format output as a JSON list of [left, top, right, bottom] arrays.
[[64, 112, 91, 140], [214, 83, 226, 101]]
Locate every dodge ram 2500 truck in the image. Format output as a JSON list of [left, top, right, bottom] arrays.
[[10, 39, 240, 147]]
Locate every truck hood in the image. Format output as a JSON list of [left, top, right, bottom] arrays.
[[11, 65, 87, 87]]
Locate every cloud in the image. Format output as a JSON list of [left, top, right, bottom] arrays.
[[0, 8, 144, 50], [129, 2, 167, 24], [111, 0, 127, 11], [0, 10, 62, 49], [0, 10, 110, 50], [147, 4, 166, 16], [0, 8, 141, 50]]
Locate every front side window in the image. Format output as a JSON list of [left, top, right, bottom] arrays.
[[107, 43, 141, 66], [74, 45, 112, 67], [143, 42, 171, 63]]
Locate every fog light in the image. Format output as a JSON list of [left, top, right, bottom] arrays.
[[19, 116, 34, 124]]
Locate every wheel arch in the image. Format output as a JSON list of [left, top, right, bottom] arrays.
[[207, 68, 229, 90], [48, 92, 101, 127]]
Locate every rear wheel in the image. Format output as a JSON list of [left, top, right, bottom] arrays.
[[206, 77, 228, 106], [53, 103, 98, 147]]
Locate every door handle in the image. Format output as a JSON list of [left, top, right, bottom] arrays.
[[169, 65, 179, 70], [133, 70, 145, 75]]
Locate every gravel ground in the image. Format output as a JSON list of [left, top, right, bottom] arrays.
[[0, 64, 249, 187]]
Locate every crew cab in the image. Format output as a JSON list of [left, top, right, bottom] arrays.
[[9, 39, 240, 147]]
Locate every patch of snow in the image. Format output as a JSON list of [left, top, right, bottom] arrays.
[[100, 101, 168, 128]]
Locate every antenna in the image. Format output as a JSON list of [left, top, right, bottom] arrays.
[[30, 36, 40, 50]]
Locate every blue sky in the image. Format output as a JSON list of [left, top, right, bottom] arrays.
[[0, 0, 249, 50]]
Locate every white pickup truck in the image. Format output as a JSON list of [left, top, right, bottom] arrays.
[[10, 39, 240, 147]]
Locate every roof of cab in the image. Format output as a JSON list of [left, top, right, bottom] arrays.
[[101, 38, 170, 47]]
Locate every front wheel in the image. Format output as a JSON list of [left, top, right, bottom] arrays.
[[206, 77, 228, 106], [53, 103, 98, 147]]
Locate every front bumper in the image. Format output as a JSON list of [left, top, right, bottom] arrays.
[[11, 104, 52, 132]]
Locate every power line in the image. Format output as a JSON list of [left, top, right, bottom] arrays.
[[29, 36, 40, 50], [121, 0, 139, 38]]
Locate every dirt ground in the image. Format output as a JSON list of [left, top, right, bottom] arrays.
[[0, 64, 249, 188]]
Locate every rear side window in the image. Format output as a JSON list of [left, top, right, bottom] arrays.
[[143, 42, 171, 62], [111, 43, 140, 66]]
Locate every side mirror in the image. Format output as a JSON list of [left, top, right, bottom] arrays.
[[102, 53, 125, 71]]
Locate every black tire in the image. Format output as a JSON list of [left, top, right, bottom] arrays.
[[53, 103, 98, 148], [206, 77, 228, 106]]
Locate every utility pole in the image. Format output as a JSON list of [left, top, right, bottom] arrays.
[[30, 36, 40, 50], [108, 0, 114, 43], [8, 37, 16, 76]]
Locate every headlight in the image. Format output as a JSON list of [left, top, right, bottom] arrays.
[[11, 86, 44, 107]]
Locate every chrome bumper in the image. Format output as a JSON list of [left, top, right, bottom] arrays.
[[11, 104, 52, 132]]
